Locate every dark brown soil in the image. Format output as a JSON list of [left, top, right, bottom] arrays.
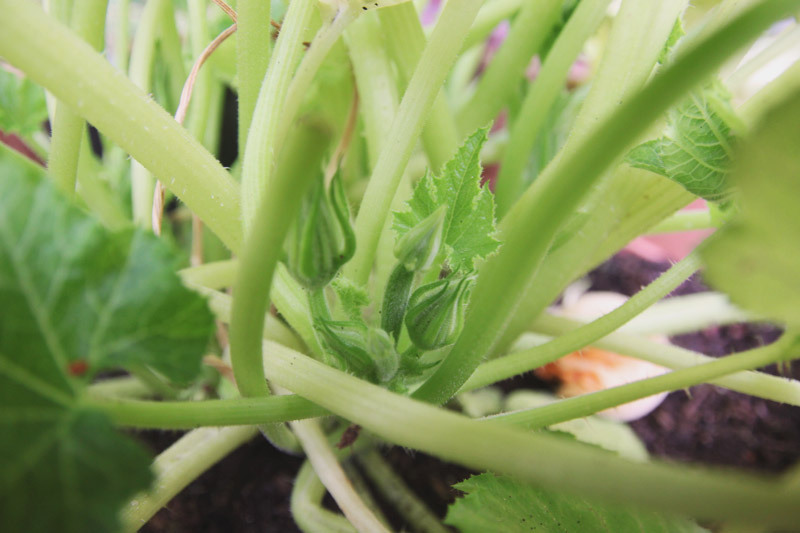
[[137, 252, 800, 531]]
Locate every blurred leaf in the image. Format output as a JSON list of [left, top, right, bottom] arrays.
[[627, 82, 740, 202], [703, 91, 800, 326], [446, 473, 706, 533], [394, 127, 499, 271], [0, 67, 48, 135]]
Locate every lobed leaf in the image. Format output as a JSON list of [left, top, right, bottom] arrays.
[[0, 145, 216, 531], [393, 127, 499, 271], [445, 473, 706, 533], [627, 82, 739, 202], [702, 91, 800, 327]]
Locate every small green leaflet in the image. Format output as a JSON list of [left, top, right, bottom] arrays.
[[445, 473, 707, 533], [0, 67, 48, 136], [332, 276, 369, 321], [0, 145, 214, 531], [627, 82, 740, 202], [702, 90, 800, 327], [394, 127, 499, 271]]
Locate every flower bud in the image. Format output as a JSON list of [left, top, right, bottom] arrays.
[[286, 173, 356, 290], [314, 319, 373, 377], [380, 263, 414, 341], [404, 275, 473, 351], [367, 328, 400, 383], [394, 205, 446, 272]]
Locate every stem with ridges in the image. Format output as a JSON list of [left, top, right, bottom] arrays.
[[461, 251, 701, 392], [48, 0, 109, 197], [84, 395, 327, 428], [491, 333, 798, 429], [530, 313, 800, 405], [262, 340, 800, 528], [494, 0, 611, 217], [121, 426, 257, 532], [291, 419, 390, 533], [292, 461, 358, 533], [236, 0, 271, 161], [413, 0, 792, 405], [457, 0, 562, 136], [345, 0, 485, 286]]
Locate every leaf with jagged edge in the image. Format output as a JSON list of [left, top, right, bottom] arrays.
[[0, 145, 215, 531], [703, 91, 800, 327], [446, 473, 707, 533], [394, 127, 499, 271], [627, 81, 741, 203]]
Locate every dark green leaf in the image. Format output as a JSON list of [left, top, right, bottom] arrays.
[[0, 147, 187, 531], [0, 147, 214, 384], [703, 91, 800, 327], [394, 128, 499, 271], [0, 68, 48, 136], [627, 82, 739, 202], [445, 473, 706, 533]]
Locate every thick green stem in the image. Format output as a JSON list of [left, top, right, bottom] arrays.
[[462, 0, 524, 52], [262, 340, 800, 528], [413, 0, 797, 405], [345, 0, 485, 286], [646, 209, 716, 234], [461, 252, 701, 392], [236, 0, 272, 161], [378, 2, 460, 170], [291, 419, 390, 533], [492, 334, 798, 429], [493, 0, 611, 217], [185, 0, 213, 143], [121, 426, 257, 532], [0, 0, 242, 249], [114, 0, 131, 72], [292, 461, 358, 533], [531, 313, 800, 405], [85, 395, 326, 429], [48, 0, 109, 197], [357, 449, 450, 533], [457, 0, 562, 135], [230, 121, 330, 397], [241, 0, 329, 231]]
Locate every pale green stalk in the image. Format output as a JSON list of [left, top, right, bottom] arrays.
[[241, 0, 336, 231], [378, 2, 460, 170], [48, 0, 109, 197], [738, 57, 800, 125], [85, 395, 326, 428], [415, 0, 792, 405], [531, 313, 800, 405], [493, 0, 612, 216], [491, 334, 797, 429], [114, 0, 131, 72], [237, 0, 272, 159], [619, 292, 753, 336], [345, 0, 485, 285], [156, 2, 187, 109], [726, 23, 800, 89], [263, 340, 800, 527], [185, 0, 212, 142], [128, 0, 170, 227], [76, 129, 129, 230], [292, 461, 358, 533], [291, 420, 390, 533], [0, 0, 242, 249], [646, 209, 716, 233], [87, 376, 154, 399], [121, 426, 257, 532], [457, 0, 562, 135], [461, 252, 701, 392], [357, 449, 450, 533], [462, 0, 524, 52]]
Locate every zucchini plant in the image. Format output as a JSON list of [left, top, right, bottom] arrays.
[[2, 0, 800, 531]]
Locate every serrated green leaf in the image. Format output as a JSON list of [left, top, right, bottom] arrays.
[[0, 147, 215, 385], [393, 127, 499, 271], [0, 147, 206, 531], [0, 67, 48, 136], [702, 91, 800, 327], [446, 473, 706, 533], [627, 82, 738, 202]]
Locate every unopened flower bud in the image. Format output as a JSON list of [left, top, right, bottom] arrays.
[[314, 320, 373, 377], [286, 173, 356, 289], [405, 275, 473, 351], [367, 328, 400, 383], [394, 205, 446, 272]]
